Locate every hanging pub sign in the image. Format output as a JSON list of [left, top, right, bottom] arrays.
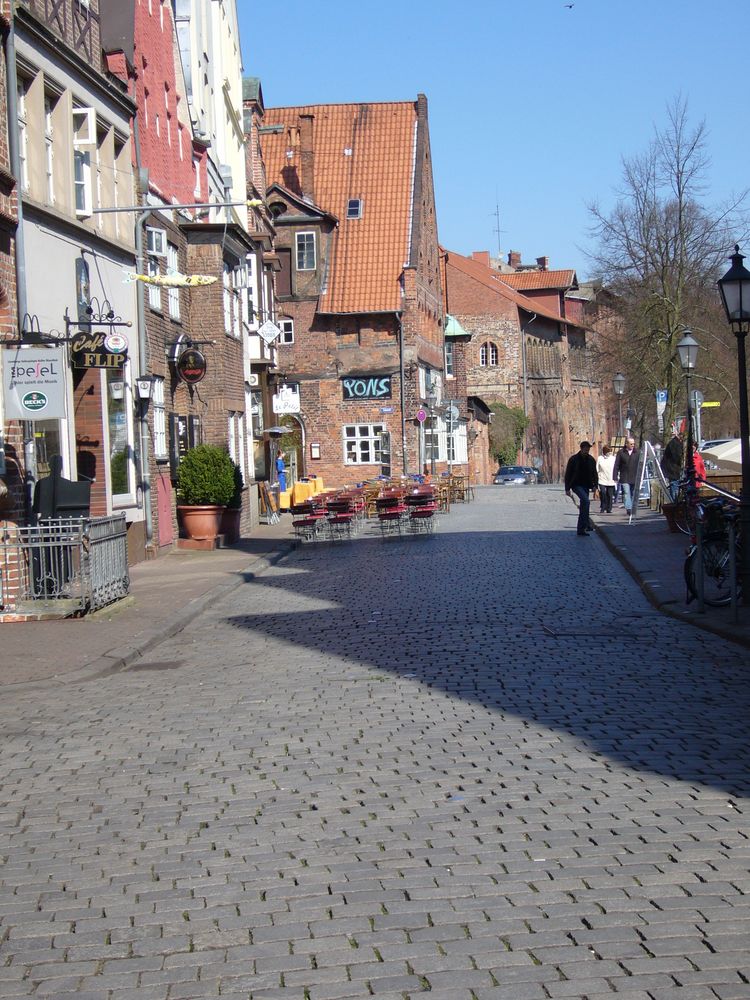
[[71, 329, 128, 369], [2, 346, 67, 419], [342, 375, 392, 401], [175, 347, 207, 385]]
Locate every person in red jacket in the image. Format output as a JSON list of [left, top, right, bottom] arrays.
[[691, 443, 706, 484]]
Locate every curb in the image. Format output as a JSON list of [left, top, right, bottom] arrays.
[[6, 542, 295, 691], [595, 524, 750, 650]]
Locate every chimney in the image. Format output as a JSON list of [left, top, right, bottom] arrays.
[[472, 251, 490, 268], [508, 250, 522, 269], [299, 113, 315, 204], [536, 256, 550, 271]]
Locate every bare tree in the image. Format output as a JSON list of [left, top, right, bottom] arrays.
[[587, 97, 747, 440]]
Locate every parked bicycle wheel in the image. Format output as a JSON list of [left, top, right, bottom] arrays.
[[684, 534, 740, 606], [672, 483, 697, 535]]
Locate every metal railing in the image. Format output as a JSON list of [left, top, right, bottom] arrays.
[[0, 515, 129, 616]]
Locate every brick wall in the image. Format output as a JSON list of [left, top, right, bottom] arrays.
[[444, 255, 609, 482]]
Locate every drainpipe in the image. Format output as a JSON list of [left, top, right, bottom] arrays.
[[132, 113, 153, 547], [521, 313, 536, 464], [398, 312, 408, 474], [4, 7, 34, 519]]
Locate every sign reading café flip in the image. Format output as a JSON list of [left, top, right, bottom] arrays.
[[2, 346, 67, 419]]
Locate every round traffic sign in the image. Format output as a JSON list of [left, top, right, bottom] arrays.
[[416, 408, 427, 423]]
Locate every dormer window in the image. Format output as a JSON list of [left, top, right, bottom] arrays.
[[346, 199, 362, 219]]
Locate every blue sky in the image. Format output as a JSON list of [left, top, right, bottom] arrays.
[[238, 0, 749, 282]]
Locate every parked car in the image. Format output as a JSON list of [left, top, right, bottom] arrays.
[[521, 466, 540, 482], [493, 465, 532, 485], [700, 438, 732, 451]]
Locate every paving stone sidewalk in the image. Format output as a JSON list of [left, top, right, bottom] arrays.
[[0, 486, 747, 1000]]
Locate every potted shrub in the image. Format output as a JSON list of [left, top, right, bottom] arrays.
[[220, 462, 244, 543], [176, 444, 235, 540]]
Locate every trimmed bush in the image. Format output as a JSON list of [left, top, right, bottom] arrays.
[[176, 445, 235, 507]]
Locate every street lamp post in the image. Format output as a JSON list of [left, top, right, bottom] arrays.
[[717, 244, 750, 606], [677, 332, 700, 489], [613, 372, 626, 437], [426, 389, 437, 476]]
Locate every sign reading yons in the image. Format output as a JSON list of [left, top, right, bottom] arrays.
[[1, 346, 67, 419], [342, 375, 391, 400], [176, 348, 207, 385]]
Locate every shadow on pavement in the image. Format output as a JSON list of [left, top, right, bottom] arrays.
[[223, 526, 750, 799]]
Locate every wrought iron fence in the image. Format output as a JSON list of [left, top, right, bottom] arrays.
[[0, 515, 129, 616]]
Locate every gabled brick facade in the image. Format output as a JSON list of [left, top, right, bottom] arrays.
[[442, 250, 609, 483], [260, 95, 446, 488]]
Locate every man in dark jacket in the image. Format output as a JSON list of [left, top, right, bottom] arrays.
[[661, 432, 684, 500], [613, 436, 640, 515], [564, 440, 598, 536]]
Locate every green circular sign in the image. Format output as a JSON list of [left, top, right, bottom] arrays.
[[22, 391, 48, 412]]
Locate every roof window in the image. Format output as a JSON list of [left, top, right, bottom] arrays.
[[346, 199, 362, 219]]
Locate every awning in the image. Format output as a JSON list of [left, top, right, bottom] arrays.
[[444, 313, 471, 338]]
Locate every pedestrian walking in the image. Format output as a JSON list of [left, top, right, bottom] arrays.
[[275, 451, 287, 493], [661, 431, 684, 500], [564, 440, 598, 536], [613, 436, 640, 515], [595, 444, 616, 513]]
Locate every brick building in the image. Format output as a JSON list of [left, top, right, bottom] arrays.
[[0, 1, 20, 525], [102, 0, 260, 555], [441, 250, 609, 483], [2, 0, 139, 548], [259, 95, 446, 488]]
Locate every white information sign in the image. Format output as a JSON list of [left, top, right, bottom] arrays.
[[272, 384, 300, 414], [2, 346, 67, 420], [257, 320, 281, 345]]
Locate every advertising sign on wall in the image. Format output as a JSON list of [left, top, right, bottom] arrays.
[[71, 330, 128, 369], [342, 375, 392, 401], [2, 346, 67, 419]]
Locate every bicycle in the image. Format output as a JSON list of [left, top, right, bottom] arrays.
[[683, 498, 742, 607], [670, 474, 700, 535]]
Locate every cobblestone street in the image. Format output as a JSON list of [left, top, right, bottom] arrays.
[[2, 486, 749, 999]]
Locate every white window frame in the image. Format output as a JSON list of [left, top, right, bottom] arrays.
[[44, 94, 55, 204], [490, 343, 498, 366], [73, 149, 92, 216], [479, 343, 488, 367], [223, 262, 232, 334], [152, 377, 167, 460], [296, 231, 316, 271], [444, 339, 454, 378], [279, 319, 294, 345], [343, 423, 386, 466], [346, 198, 362, 219], [147, 256, 161, 311], [166, 242, 180, 320], [17, 79, 29, 192], [72, 107, 96, 147], [146, 226, 167, 256]]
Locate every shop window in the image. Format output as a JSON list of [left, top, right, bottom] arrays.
[[343, 423, 385, 465]]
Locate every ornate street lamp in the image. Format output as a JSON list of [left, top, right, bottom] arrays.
[[613, 372, 626, 436], [717, 244, 750, 605], [677, 331, 700, 490]]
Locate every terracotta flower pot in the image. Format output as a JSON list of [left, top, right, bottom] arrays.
[[177, 505, 225, 541]]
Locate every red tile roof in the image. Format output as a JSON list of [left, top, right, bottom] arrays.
[[262, 102, 419, 314], [443, 249, 572, 326], [497, 269, 578, 291]]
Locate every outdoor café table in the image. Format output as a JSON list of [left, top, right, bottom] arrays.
[[292, 480, 316, 503]]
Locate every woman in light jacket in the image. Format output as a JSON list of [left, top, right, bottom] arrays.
[[596, 445, 617, 514]]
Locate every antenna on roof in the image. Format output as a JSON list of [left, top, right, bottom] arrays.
[[492, 195, 506, 262]]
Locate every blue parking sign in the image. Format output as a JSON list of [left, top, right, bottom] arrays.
[[656, 389, 668, 404]]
